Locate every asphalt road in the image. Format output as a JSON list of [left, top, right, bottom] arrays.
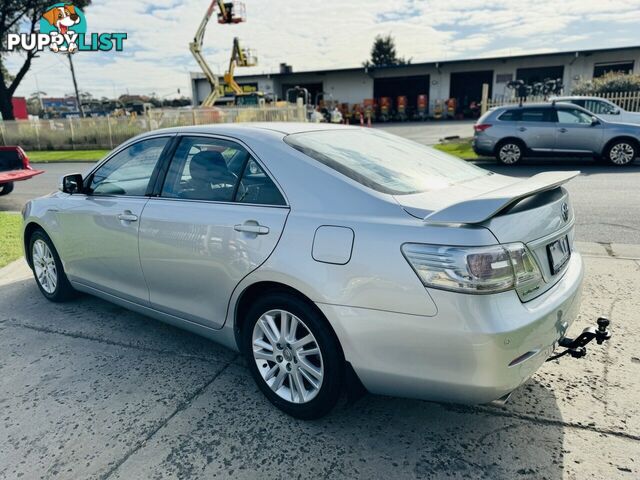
[[1, 249, 638, 479], [2, 155, 638, 244]]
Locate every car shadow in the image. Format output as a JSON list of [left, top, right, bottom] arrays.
[[0, 279, 566, 479]]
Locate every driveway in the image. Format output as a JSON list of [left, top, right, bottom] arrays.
[[0, 244, 639, 479]]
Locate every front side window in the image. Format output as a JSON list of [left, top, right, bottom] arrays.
[[89, 137, 169, 196], [557, 109, 593, 124], [284, 129, 488, 195], [161, 136, 285, 205]]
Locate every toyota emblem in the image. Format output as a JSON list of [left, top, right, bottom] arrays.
[[561, 202, 569, 222]]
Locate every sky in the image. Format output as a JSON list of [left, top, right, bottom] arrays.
[[6, 0, 640, 100]]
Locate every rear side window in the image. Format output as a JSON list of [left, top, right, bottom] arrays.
[[520, 108, 554, 122], [162, 136, 285, 205], [498, 110, 521, 122]]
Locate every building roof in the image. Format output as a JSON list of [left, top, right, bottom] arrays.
[[190, 44, 640, 80]]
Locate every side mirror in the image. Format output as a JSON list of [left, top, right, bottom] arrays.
[[591, 117, 601, 126], [614, 109, 621, 115], [59, 173, 84, 194]]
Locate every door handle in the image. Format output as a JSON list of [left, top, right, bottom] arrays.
[[234, 223, 269, 235], [117, 211, 138, 222], [558, 128, 568, 133], [518, 127, 527, 132]]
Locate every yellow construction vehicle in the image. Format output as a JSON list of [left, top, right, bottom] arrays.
[[224, 37, 263, 106], [189, 1, 246, 107]]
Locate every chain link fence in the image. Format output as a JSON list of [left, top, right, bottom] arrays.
[[0, 105, 307, 150]]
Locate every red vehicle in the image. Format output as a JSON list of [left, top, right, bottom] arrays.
[[0, 146, 44, 196]]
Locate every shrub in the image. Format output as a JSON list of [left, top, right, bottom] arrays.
[[572, 72, 640, 95]]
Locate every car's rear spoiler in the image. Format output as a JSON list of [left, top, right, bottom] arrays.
[[424, 171, 580, 225]]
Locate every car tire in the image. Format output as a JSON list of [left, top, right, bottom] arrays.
[[242, 291, 344, 419], [29, 229, 76, 302], [495, 140, 524, 165], [605, 140, 637, 166], [0, 182, 14, 196]]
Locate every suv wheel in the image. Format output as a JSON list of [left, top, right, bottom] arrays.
[[0, 182, 14, 196], [496, 141, 524, 165], [243, 292, 344, 419], [29, 230, 76, 302], [606, 140, 637, 166]]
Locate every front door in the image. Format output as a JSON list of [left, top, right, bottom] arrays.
[[138, 135, 289, 328], [57, 136, 171, 304], [554, 107, 603, 153]]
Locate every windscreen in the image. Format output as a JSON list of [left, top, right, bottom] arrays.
[[284, 129, 488, 195]]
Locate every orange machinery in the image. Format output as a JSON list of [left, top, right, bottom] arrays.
[[395, 96, 408, 121], [415, 94, 428, 120], [378, 97, 392, 122]]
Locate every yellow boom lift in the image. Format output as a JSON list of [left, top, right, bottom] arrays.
[[189, 1, 246, 107], [224, 37, 263, 106]]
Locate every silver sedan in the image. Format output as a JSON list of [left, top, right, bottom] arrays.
[[23, 123, 586, 418]]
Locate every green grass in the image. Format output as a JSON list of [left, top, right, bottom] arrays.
[[0, 212, 22, 268], [27, 150, 109, 163], [433, 138, 481, 160]]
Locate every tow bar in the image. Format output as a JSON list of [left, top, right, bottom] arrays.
[[547, 317, 612, 361]]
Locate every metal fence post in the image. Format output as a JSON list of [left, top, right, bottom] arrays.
[[69, 118, 75, 150], [0, 123, 6, 146], [107, 115, 114, 149]]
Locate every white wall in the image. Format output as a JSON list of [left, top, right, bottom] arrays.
[[191, 48, 640, 109]]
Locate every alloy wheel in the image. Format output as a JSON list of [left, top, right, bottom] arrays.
[[499, 143, 521, 164], [252, 309, 324, 404], [609, 143, 635, 165], [32, 239, 57, 294]]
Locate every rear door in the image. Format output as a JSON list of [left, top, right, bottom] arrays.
[[138, 135, 289, 329], [554, 107, 603, 153], [517, 107, 557, 151]]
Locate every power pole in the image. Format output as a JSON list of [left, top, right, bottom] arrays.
[[68, 54, 85, 118]]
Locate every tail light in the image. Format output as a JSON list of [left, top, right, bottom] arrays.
[[17, 146, 32, 170], [401, 243, 542, 295], [473, 123, 492, 132]]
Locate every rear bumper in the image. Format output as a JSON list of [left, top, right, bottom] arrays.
[[317, 252, 584, 404], [472, 136, 495, 156]]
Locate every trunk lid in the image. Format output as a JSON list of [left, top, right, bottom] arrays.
[[395, 171, 580, 300]]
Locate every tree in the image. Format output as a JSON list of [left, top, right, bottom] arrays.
[[364, 34, 410, 68], [0, 1, 91, 120], [572, 72, 640, 95]]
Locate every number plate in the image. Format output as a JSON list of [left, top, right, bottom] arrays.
[[547, 235, 571, 275]]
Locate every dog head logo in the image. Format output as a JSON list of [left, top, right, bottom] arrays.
[[40, 3, 87, 53]]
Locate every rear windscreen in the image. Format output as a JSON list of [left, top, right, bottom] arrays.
[[284, 129, 488, 195], [0, 150, 21, 171]]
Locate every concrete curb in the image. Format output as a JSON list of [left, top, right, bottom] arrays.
[[0, 257, 31, 288]]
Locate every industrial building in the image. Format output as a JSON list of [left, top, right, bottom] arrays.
[[191, 45, 640, 117]]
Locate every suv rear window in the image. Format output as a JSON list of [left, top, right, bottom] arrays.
[[284, 129, 488, 195], [498, 110, 521, 121]]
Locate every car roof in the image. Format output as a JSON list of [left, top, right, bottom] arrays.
[[138, 122, 356, 137], [496, 102, 588, 111]]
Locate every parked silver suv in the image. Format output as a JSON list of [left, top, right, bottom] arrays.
[[473, 103, 640, 165]]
